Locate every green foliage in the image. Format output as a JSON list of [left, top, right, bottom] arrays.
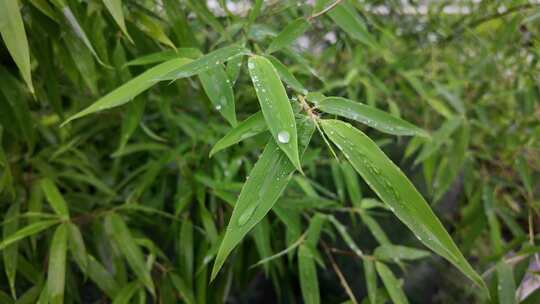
[[0, 1, 539, 303]]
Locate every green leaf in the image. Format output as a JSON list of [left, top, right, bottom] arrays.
[[364, 259, 377, 304], [160, 45, 251, 80], [62, 58, 192, 125], [112, 281, 139, 304], [317, 97, 429, 138], [496, 261, 516, 304], [102, 0, 132, 42], [321, 119, 486, 291], [374, 245, 431, 262], [264, 55, 307, 94], [47, 223, 68, 304], [211, 117, 315, 280], [86, 255, 120, 298], [199, 65, 237, 126], [375, 262, 409, 304], [67, 223, 87, 274], [210, 112, 266, 157], [124, 49, 200, 67], [248, 55, 303, 173], [298, 244, 320, 304], [0, 0, 34, 93], [132, 11, 175, 49], [266, 18, 310, 54], [3, 204, 20, 298], [0, 220, 58, 250], [315, 0, 375, 47], [105, 213, 155, 295], [40, 178, 70, 220]]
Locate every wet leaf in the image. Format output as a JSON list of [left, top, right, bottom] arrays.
[[199, 65, 237, 126], [317, 97, 429, 138], [321, 119, 486, 291], [374, 245, 431, 262], [248, 55, 302, 172], [210, 112, 266, 157], [496, 260, 516, 304]]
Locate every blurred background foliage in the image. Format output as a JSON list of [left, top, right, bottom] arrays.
[[0, 0, 539, 303]]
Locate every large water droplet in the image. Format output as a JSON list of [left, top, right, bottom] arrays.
[[215, 105, 222, 110], [238, 205, 257, 226], [277, 131, 290, 143]]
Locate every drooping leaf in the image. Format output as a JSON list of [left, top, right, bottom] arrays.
[[40, 178, 70, 220], [102, 0, 132, 42], [211, 117, 315, 280], [199, 65, 237, 126], [266, 18, 310, 54], [124, 49, 200, 67], [375, 262, 409, 304], [210, 112, 266, 157], [3, 204, 20, 298], [364, 259, 377, 304], [248, 55, 302, 172], [317, 97, 429, 138], [68, 223, 87, 274], [321, 119, 486, 291], [105, 213, 155, 295], [298, 244, 320, 304], [47, 223, 68, 304], [0, 0, 34, 93], [62, 58, 192, 125]]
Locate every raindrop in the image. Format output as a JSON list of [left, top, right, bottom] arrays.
[[215, 105, 222, 110], [277, 131, 290, 143]]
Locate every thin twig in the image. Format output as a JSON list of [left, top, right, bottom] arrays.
[[322, 241, 359, 304], [308, 0, 343, 21]]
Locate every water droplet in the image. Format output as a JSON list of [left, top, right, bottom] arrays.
[[238, 205, 257, 226], [248, 62, 255, 69], [215, 105, 222, 110], [277, 131, 290, 143]]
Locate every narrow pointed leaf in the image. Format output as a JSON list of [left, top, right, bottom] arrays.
[[47, 223, 68, 304], [112, 281, 139, 304], [40, 178, 70, 220], [264, 55, 307, 94], [68, 223, 87, 274], [321, 119, 486, 291], [199, 65, 237, 126], [375, 262, 409, 304], [62, 58, 192, 125], [0, 220, 58, 250], [124, 49, 200, 67], [364, 259, 377, 304], [86, 255, 120, 298], [210, 112, 266, 157], [266, 18, 310, 54], [0, 0, 34, 93], [160, 45, 250, 80], [211, 117, 315, 280], [102, 0, 132, 41], [248, 55, 302, 172], [374, 245, 430, 262], [317, 97, 429, 137], [298, 244, 320, 304], [3, 204, 20, 298], [106, 213, 155, 295]]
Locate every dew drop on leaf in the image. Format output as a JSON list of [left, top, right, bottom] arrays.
[[277, 131, 290, 143]]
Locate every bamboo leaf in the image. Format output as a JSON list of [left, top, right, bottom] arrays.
[[496, 260, 516, 304], [102, 0, 132, 42], [160, 45, 251, 80], [0, 0, 34, 93], [375, 262, 409, 304], [105, 213, 155, 296], [266, 18, 310, 54], [211, 117, 315, 280], [210, 112, 266, 157], [321, 119, 486, 291], [62, 58, 192, 125], [374, 245, 431, 262], [298, 244, 320, 304], [248, 55, 303, 172], [47, 223, 68, 304], [40, 178, 70, 220], [124, 49, 200, 67], [86, 255, 120, 298], [199, 65, 237, 126], [67, 223, 87, 274], [264, 55, 307, 94], [3, 204, 20, 298], [317, 97, 429, 138], [0, 220, 58, 251], [112, 281, 139, 304], [364, 259, 377, 304]]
